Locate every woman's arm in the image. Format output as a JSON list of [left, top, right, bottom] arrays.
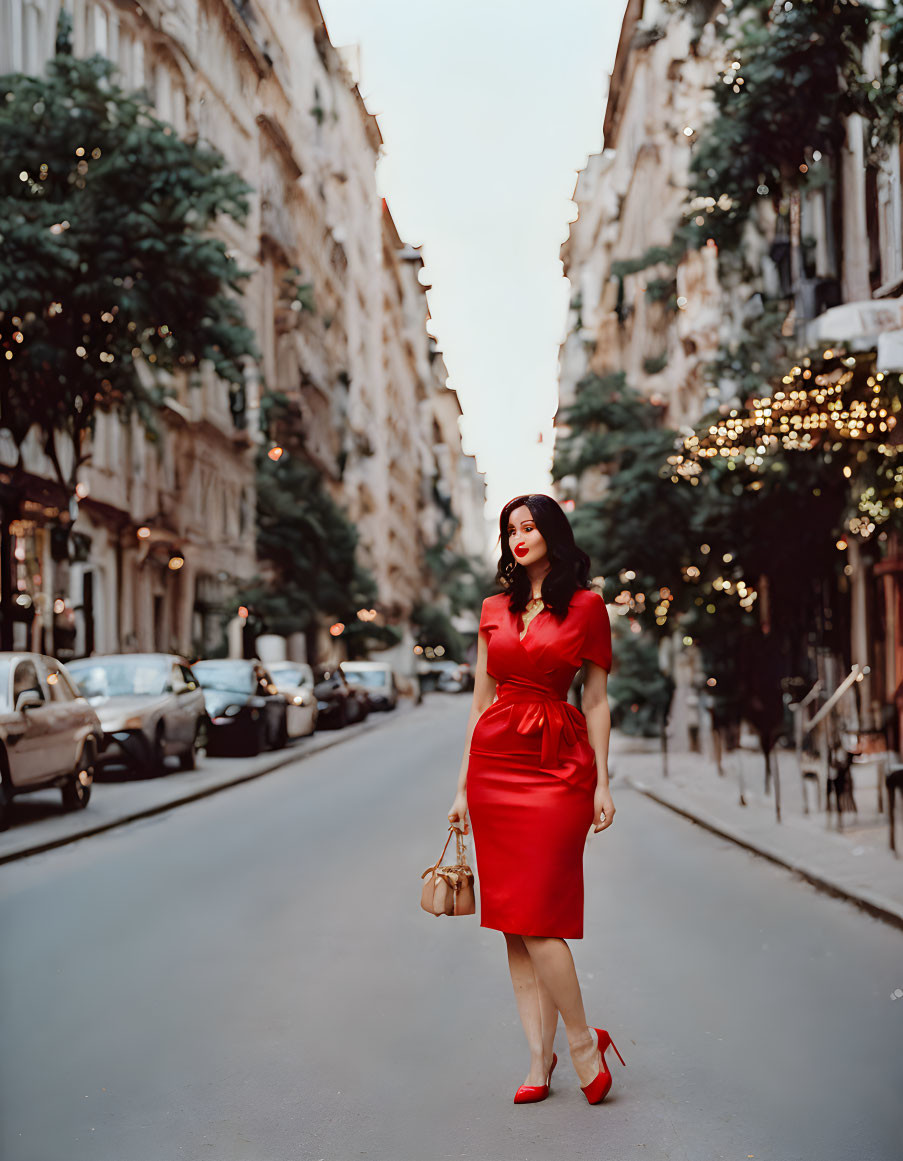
[[447, 628, 497, 833], [582, 661, 614, 832]]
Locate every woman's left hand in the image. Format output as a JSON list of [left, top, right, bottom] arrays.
[[593, 785, 615, 833]]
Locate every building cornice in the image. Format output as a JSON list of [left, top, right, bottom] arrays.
[[256, 113, 303, 179], [602, 0, 645, 148]]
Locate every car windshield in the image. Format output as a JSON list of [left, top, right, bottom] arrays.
[[270, 665, 312, 687], [343, 670, 388, 688], [68, 657, 170, 698], [193, 662, 256, 693]]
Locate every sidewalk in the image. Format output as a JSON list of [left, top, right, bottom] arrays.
[[613, 731, 903, 933], [0, 700, 417, 866]]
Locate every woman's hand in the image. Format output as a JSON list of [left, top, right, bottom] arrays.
[[448, 792, 469, 834], [593, 785, 615, 833]]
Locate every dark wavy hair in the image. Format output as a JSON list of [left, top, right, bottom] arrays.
[[495, 494, 592, 618]]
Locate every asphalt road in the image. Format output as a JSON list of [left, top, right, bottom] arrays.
[[1, 695, 901, 1161]]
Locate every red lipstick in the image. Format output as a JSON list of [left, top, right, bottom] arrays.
[[514, 543, 528, 557]]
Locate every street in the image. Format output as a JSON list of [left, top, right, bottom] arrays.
[[1, 695, 901, 1161]]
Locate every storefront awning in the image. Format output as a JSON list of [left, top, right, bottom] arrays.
[[877, 328, 903, 373], [809, 298, 903, 352]]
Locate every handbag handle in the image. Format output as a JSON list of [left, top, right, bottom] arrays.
[[453, 825, 468, 866], [425, 824, 467, 877]]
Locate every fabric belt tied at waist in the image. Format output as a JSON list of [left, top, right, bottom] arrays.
[[495, 683, 582, 771]]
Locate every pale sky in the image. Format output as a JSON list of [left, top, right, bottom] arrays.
[[318, 0, 626, 530]]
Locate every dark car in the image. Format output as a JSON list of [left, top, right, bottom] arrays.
[[313, 665, 369, 729], [193, 659, 288, 757]]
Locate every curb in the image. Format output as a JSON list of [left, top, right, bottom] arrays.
[[625, 775, 903, 935], [0, 705, 409, 868]]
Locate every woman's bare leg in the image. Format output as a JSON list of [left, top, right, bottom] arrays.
[[522, 935, 600, 1087], [504, 933, 558, 1085]]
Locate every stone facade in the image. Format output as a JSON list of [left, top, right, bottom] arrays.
[[1, 0, 485, 662]]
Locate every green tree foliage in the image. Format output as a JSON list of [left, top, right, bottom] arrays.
[[424, 537, 494, 616], [678, 0, 900, 255], [607, 625, 674, 737], [554, 368, 860, 751], [411, 600, 466, 662], [238, 393, 395, 658], [866, 4, 903, 150], [0, 33, 257, 491], [417, 539, 496, 662], [554, 372, 694, 610], [704, 301, 796, 405]]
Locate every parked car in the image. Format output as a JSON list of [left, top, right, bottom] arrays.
[[193, 659, 288, 757], [267, 661, 318, 738], [340, 661, 399, 711], [312, 665, 369, 729], [67, 653, 208, 776], [417, 658, 470, 693], [0, 652, 102, 829]]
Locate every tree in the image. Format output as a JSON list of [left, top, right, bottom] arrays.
[[607, 624, 674, 738], [236, 392, 396, 661], [554, 371, 694, 625], [678, 0, 880, 255], [553, 365, 864, 792], [0, 24, 257, 498]]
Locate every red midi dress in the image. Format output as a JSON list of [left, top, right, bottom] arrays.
[[465, 588, 612, 939]]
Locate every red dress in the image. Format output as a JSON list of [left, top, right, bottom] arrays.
[[466, 588, 612, 939]]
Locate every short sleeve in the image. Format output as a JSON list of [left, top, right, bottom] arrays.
[[479, 596, 501, 639], [581, 593, 612, 671]]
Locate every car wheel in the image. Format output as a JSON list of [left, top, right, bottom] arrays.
[[0, 779, 11, 832], [148, 724, 166, 776], [272, 711, 288, 751], [61, 744, 94, 812], [178, 716, 206, 772], [178, 734, 197, 772], [247, 716, 266, 757]]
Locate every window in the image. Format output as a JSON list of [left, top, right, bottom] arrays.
[[13, 660, 44, 705]]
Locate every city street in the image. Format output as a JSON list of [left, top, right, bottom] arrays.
[[2, 695, 901, 1161]]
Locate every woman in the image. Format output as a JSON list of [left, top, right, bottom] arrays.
[[448, 493, 625, 1105]]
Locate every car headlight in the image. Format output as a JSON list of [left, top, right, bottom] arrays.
[[292, 695, 305, 706]]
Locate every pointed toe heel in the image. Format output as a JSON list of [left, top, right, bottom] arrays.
[[580, 1028, 626, 1106], [513, 1052, 557, 1104]]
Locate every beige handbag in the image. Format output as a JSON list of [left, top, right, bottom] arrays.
[[420, 825, 476, 917]]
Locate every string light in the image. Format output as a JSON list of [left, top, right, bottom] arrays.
[[670, 350, 898, 472]]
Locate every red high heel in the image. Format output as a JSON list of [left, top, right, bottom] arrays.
[[513, 1052, 557, 1104], [580, 1028, 626, 1105]]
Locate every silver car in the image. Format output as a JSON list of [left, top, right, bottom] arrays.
[[340, 661, 399, 711], [0, 652, 102, 830], [67, 654, 208, 775]]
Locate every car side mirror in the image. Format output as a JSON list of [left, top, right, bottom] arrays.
[[16, 689, 44, 713]]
